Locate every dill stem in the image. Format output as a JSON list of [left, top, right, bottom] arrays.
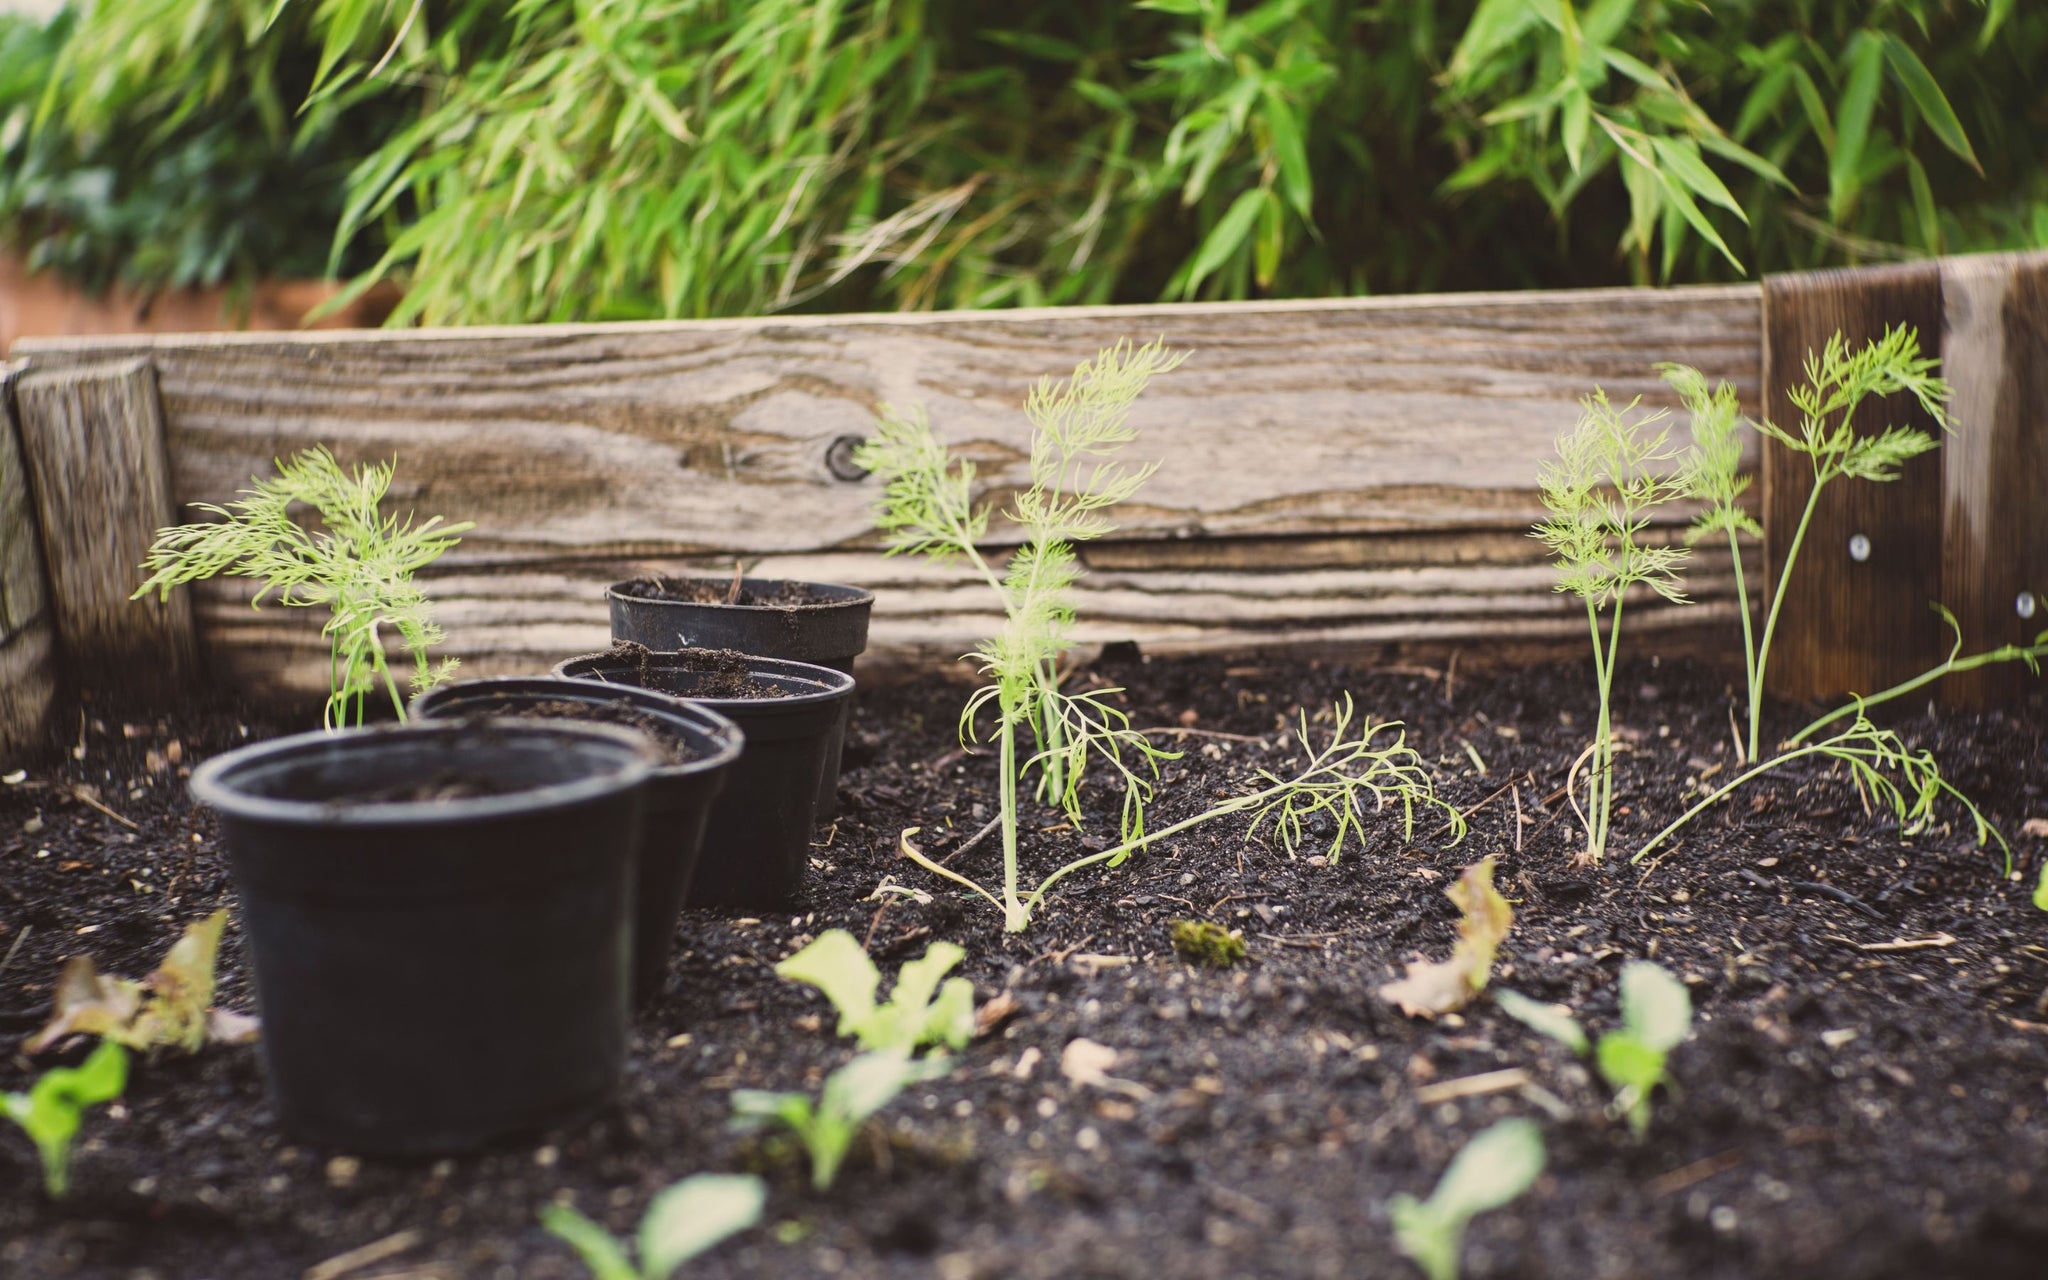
[[1751, 474, 1826, 762]]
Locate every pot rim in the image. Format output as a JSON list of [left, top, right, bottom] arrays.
[[189, 719, 657, 828], [412, 676, 746, 780], [605, 576, 874, 614], [550, 650, 855, 710]]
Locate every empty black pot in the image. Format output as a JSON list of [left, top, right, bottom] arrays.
[[552, 649, 853, 909], [189, 719, 656, 1155], [412, 678, 744, 1006], [606, 576, 872, 819]]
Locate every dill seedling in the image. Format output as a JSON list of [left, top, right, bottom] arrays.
[[1531, 391, 1690, 863], [860, 342, 1462, 930], [1666, 325, 1956, 763], [133, 448, 472, 729]]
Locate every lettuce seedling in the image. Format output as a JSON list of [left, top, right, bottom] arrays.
[[1497, 961, 1693, 1136], [861, 344, 1464, 930], [1388, 1117, 1546, 1280], [134, 447, 471, 729], [730, 1051, 945, 1191], [542, 1173, 765, 1280], [1380, 856, 1512, 1018], [775, 930, 975, 1054], [27, 910, 258, 1055], [1531, 390, 1690, 863], [3, 1040, 128, 1198]]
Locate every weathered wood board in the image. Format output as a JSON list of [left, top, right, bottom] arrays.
[[13, 285, 1763, 702], [12, 358, 197, 700], [0, 365, 58, 757]]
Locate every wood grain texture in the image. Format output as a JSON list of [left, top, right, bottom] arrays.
[[1761, 263, 1947, 704], [1938, 252, 2048, 707], [14, 358, 197, 698], [0, 366, 58, 757], [13, 287, 1763, 697]]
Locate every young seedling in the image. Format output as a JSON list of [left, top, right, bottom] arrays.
[[1639, 336, 2017, 868], [863, 344, 1464, 930], [1380, 856, 1512, 1018], [1665, 327, 1952, 764], [3, 1040, 128, 1198], [774, 930, 975, 1054], [729, 1051, 945, 1191], [134, 447, 472, 729], [1388, 1117, 1546, 1280], [1531, 391, 1690, 863], [27, 910, 257, 1055], [542, 1173, 766, 1279], [1496, 961, 1693, 1135]]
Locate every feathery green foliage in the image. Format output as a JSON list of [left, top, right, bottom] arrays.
[[860, 346, 1462, 929], [775, 930, 975, 1055], [730, 1051, 944, 1191], [132, 447, 470, 729], [1531, 391, 1690, 863], [24, 0, 2025, 321], [3, 1040, 127, 1199], [1388, 1117, 1546, 1280], [542, 1174, 765, 1280]]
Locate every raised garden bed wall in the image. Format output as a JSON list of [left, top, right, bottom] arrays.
[[2, 251, 2042, 754]]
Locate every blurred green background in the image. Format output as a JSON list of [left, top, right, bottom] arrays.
[[3, 0, 2042, 325]]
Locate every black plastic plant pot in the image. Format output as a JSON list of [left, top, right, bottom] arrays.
[[552, 648, 854, 910], [189, 719, 657, 1156], [411, 677, 744, 1006], [606, 576, 872, 819]]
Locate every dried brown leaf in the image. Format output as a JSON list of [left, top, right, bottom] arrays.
[[1378, 856, 1513, 1019]]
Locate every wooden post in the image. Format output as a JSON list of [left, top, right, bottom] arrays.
[[1761, 262, 1949, 705], [1936, 251, 2048, 707], [13, 357, 197, 701], [0, 366, 59, 758]]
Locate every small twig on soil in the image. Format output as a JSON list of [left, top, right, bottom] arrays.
[[305, 1229, 426, 1280], [724, 559, 745, 605], [1511, 783, 1524, 855], [1414, 1068, 1528, 1104], [1826, 932, 1957, 953], [1134, 726, 1267, 744], [1428, 781, 1513, 838], [1646, 1148, 1745, 1198], [1443, 649, 1459, 705], [940, 816, 1002, 868], [1255, 932, 1339, 950], [1792, 880, 1885, 921], [0, 924, 30, 979], [72, 786, 138, 830], [1727, 703, 1746, 765]]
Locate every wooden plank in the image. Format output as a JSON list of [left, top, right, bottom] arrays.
[[13, 358, 198, 699], [12, 286, 1762, 694], [1761, 263, 1947, 705], [0, 365, 59, 758], [1937, 252, 2048, 707]]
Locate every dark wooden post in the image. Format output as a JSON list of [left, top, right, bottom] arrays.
[[1936, 251, 2048, 707], [0, 366, 60, 758], [13, 357, 198, 701], [1761, 261, 1948, 705], [1762, 250, 2048, 710]]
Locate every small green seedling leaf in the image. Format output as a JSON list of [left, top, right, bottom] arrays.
[[731, 1051, 944, 1190], [776, 930, 974, 1054], [3, 1040, 128, 1198], [542, 1173, 764, 1280], [1597, 962, 1693, 1135], [1389, 1117, 1546, 1280], [1380, 856, 1513, 1018], [1493, 989, 1590, 1057], [2033, 864, 2047, 913], [638, 1175, 767, 1278]]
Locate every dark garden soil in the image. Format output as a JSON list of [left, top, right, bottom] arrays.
[[616, 577, 841, 609], [4, 652, 2046, 1280]]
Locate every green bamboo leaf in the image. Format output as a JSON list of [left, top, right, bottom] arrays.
[[1181, 187, 1266, 298], [1562, 86, 1591, 172], [1981, 0, 2016, 51], [1829, 34, 1886, 224], [1881, 34, 1981, 173], [1905, 152, 1941, 253], [1254, 186, 1284, 288], [1448, 0, 1542, 82], [1649, 136, 1746, 220], [1654, 164, 1743, 272], [1260, 86, 1313, 219]]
